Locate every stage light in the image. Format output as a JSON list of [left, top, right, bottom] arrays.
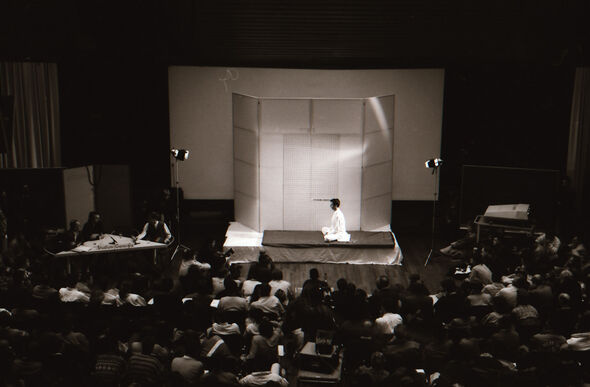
[[171, 148, 189, 161], [425, 158, 443, 168]]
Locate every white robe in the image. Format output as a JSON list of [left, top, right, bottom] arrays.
[[322, 208, 351, 242]]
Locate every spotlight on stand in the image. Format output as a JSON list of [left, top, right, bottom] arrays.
[[171, 148, 190, 161], [425, 158, 443, 169], [424, 157, 443, 267], [170, 147, 190, 263]]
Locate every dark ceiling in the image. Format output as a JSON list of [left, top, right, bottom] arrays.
[[2, 0, 589, 67]]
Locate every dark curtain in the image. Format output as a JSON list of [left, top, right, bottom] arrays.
[[0, 62, 61, 168], [567, 68, 590, 238]]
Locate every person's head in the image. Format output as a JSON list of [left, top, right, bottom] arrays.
[[141, 336, 155, 355], [271, 269, 283, 281], [223, 276, 238, 293], [148, 211, 160, 225], [376, 275, 390, 290], [88, 211, 101, 224], [258, 283, 271, 297], [259, 320, 274, 338], [258, 251, 273, 267], [336, 278, 348, 291], [69, 220, 81, 232], [309, 268, 320, 280], [330, 198, 340, 211], [65, 274, 77, 288]]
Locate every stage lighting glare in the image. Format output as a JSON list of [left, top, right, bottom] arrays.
[[171, 148, 189, 161], [425, 158, 443, 168]]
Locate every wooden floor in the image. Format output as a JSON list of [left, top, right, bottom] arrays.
[[230, 234, 458, 294]]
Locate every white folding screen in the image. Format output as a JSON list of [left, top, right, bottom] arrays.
[[232, 94, 260, 231], [362, 95, 394, 230], [233, 94, 393, 232]]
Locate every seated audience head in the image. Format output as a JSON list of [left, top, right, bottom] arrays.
[[223, 276, 239, 294], [257, 267, 272, 284], [258, 320, 274, 339], [336, 278, 348, 291], [69, 220, 81, 231], [271, 269, 283, 281], [246, 263, 259, 280], [87, 211, 101, 224], [141, 336, 155, 355], [258, 283, 271, 298], [376, 275, 389, 290], [309, 268, 320, 280]]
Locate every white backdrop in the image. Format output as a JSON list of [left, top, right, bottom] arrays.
[[169, 67, 444, 201], [234, 95, 393, 232]]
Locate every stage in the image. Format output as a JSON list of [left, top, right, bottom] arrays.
[[223, 222, 403, 265]]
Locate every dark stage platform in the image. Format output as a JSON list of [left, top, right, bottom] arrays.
[[225, 224, 402, 265]]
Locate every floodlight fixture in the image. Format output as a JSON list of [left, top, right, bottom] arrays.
[[171, 148, 189, 161], [425, 158, 443, 168]]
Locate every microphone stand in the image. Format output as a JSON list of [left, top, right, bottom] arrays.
[[424, 165, 440, 267]]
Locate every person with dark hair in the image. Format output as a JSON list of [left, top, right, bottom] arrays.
[[244, 319, 282, 370], [125, 336, 164, 386], [302, 268, 329, 297], [81, 211, 104, 241], [242, 264, 262, 300], [135, 211, 172, 244], [219, 278, 249, 316], [93, 336, 125, 386], [250, 283, 284, 320], [322, 198, 351, 242], [61, 219, 82, 250], [269, 269, 292, 303], [171, 330, 204, 385]]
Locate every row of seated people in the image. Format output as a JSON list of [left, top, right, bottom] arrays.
[[2, 227, 590, 386]]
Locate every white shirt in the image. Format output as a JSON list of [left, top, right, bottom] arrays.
[[59, 287, 90, 303], [323, 208, 350, 242]]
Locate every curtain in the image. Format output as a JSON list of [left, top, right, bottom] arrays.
[[567, 67, 590, 230], [0, 62, 61, 168]]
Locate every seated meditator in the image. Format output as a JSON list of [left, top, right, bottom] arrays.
[[321, 198, 351, 242], [135, 211, 172, 243]]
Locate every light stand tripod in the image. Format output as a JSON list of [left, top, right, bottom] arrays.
[[170, 149, 191, 262], [424, 162, 441, 267]]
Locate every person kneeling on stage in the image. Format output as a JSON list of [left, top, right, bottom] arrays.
[[135, 211, 172, 244], [321, 198, 351, 242]]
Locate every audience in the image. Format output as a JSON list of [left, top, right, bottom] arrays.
[[1, 205, 590, 386]]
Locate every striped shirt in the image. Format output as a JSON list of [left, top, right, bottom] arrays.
[[126, 353, 163, 386]]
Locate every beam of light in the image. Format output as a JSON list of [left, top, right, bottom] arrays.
[[365, 97, 392, 151], [368, 97, 389, 132]]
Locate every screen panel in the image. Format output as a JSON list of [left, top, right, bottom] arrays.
[[311, 135, 339, 230], [234, 192, 259, 231], [365, 95, 394, 134], [233, 93, 259, 230], [233, 94, 259, 131], [361, 95, 394, 230], [260, 99, 310, 134], [362, 193, 392, 230], [283, 134, 312, 230], [260, 133, 284, 230], [234, 127, 258, 165], [313, 99, 363, 135]]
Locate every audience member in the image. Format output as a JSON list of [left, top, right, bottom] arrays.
[[81, 211, 104, 241]]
